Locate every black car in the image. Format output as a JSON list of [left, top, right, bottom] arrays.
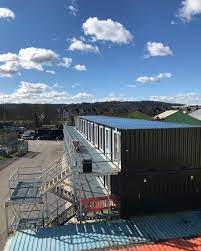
[[56, 135, 64, 140], [37, 133, 55, 140]]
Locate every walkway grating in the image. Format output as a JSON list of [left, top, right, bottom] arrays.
[[67, 126, 119, 174]]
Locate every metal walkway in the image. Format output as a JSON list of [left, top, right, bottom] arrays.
[[5, 125, 120, 235], [10, 181, 42, 201], [67, 126, 119, 174]]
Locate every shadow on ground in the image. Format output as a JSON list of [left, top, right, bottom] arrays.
[[23, 152, 40, 159]]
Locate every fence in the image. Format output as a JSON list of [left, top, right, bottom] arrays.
[[79, 195, 119, 213], [0, 132, 17, 145]]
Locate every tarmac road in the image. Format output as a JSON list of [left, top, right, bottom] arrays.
[[0, 140, 63, 251]]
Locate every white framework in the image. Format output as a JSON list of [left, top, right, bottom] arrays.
[[77, 117, 121, 170]]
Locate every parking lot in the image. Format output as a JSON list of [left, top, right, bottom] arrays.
[[0, 140, 63, 251]]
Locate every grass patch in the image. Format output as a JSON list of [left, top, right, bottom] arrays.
[[0, 156, 8, 161]]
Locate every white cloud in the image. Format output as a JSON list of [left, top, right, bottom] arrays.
[[136, 76, 160, 84], [146, 42, 173, 57], [126, 84, 136, 88], [0, 48, 71, 77], [0, 62, 18, 78], [100, 92, 125, 102], [46, 70, 56, 74], [68, 38, 99, 53], [59, 57, 72, 68], [73, 92, 93, 99], [0, 52, 18, 62], [82, 17, 133, 44], [178, 0, 201, 22], [100, 91, 201, 104], [74, 64, 86, 71], [72, 83, 80, 88], [0, 81, 95, 104], [157, 72, 172, 79], [68, 5, 78, 16], [17, 81, 50, 95], [150, 92, 201, 105], [0, 8, 15, 20], [136, 72, 172, 84], [18, 48, 58, 70]]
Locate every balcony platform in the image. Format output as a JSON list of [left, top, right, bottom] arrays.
[[66, 126, 119, 175], [6, 181, 43, 205], [74, 174, 108, 200]]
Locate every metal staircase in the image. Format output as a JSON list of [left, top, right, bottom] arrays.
[[6, 124, 119, 234], [50, 185, 73, 203], [39, 162, 73, 195], [6, 124, 80, 234], [44, 197, 75, 227], [38, 139, 76, 196], [48, 205, 75, 227]]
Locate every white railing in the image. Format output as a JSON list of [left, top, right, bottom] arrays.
[[63, 124, 82, 172], [8, 166, 42, 198]]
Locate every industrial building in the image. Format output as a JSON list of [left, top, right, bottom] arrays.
[[75, 115, 201, 216], [4, 115, 201, 232], [3, 115, 201, 251], [190, 108, 201, 121]]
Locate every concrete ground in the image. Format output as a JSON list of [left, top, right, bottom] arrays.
[[0, 140, 63, 251]]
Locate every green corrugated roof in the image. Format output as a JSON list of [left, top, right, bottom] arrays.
[[162, 111, 201, 126], [128, 111, 152, 120]]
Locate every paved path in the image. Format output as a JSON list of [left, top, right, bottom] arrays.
[[0, 140, 63, 251]]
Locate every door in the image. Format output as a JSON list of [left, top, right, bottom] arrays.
[[90, 123, 93, 143], [105, 128, 111, 160], [112, 130, 121, 167], [94, 124, 98, 147], [87, 122, 90, 140], [99, 126, 104, 152]]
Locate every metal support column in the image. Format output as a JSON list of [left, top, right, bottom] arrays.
[[4, 204, 9, 237]]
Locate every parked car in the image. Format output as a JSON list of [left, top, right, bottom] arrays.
[[36, 129, 63, 140], [22, 130, 35, 140], [56, 135, 64, 140], [37, 133, 55, 140]]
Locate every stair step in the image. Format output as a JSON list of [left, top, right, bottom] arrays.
[[40, 169, 73, 195], [47, 205, 75, 226]]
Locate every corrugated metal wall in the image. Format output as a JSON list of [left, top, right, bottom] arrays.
[[121, 127, 201, 173], [119, 127, 201, 217], [119, 169, 201, 216]]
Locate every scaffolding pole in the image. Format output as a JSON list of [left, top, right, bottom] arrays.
[[4, 204, 9, 238]]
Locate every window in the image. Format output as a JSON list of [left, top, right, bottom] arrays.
[[82, 120, 84, 133], [80, 119, 83, 133], [94, 124, 98, 147], [99, 126, 104, 151], [87, 122, 90, 140], [90, 123, 94, 143], [84, 121, 87, 137], [113, 132, 118, 161], [112, 130, 121, 167], [103, 175, 111, 193], [105, 128, 111, 160]]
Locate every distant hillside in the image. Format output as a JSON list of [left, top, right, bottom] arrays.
[[64, 101, 181, 117], [0, 101, 181, 128]]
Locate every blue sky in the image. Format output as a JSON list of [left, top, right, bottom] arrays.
[[0, 0, 201, 104]]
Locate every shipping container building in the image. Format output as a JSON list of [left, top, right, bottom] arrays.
[[75, 115, 201, 217]]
